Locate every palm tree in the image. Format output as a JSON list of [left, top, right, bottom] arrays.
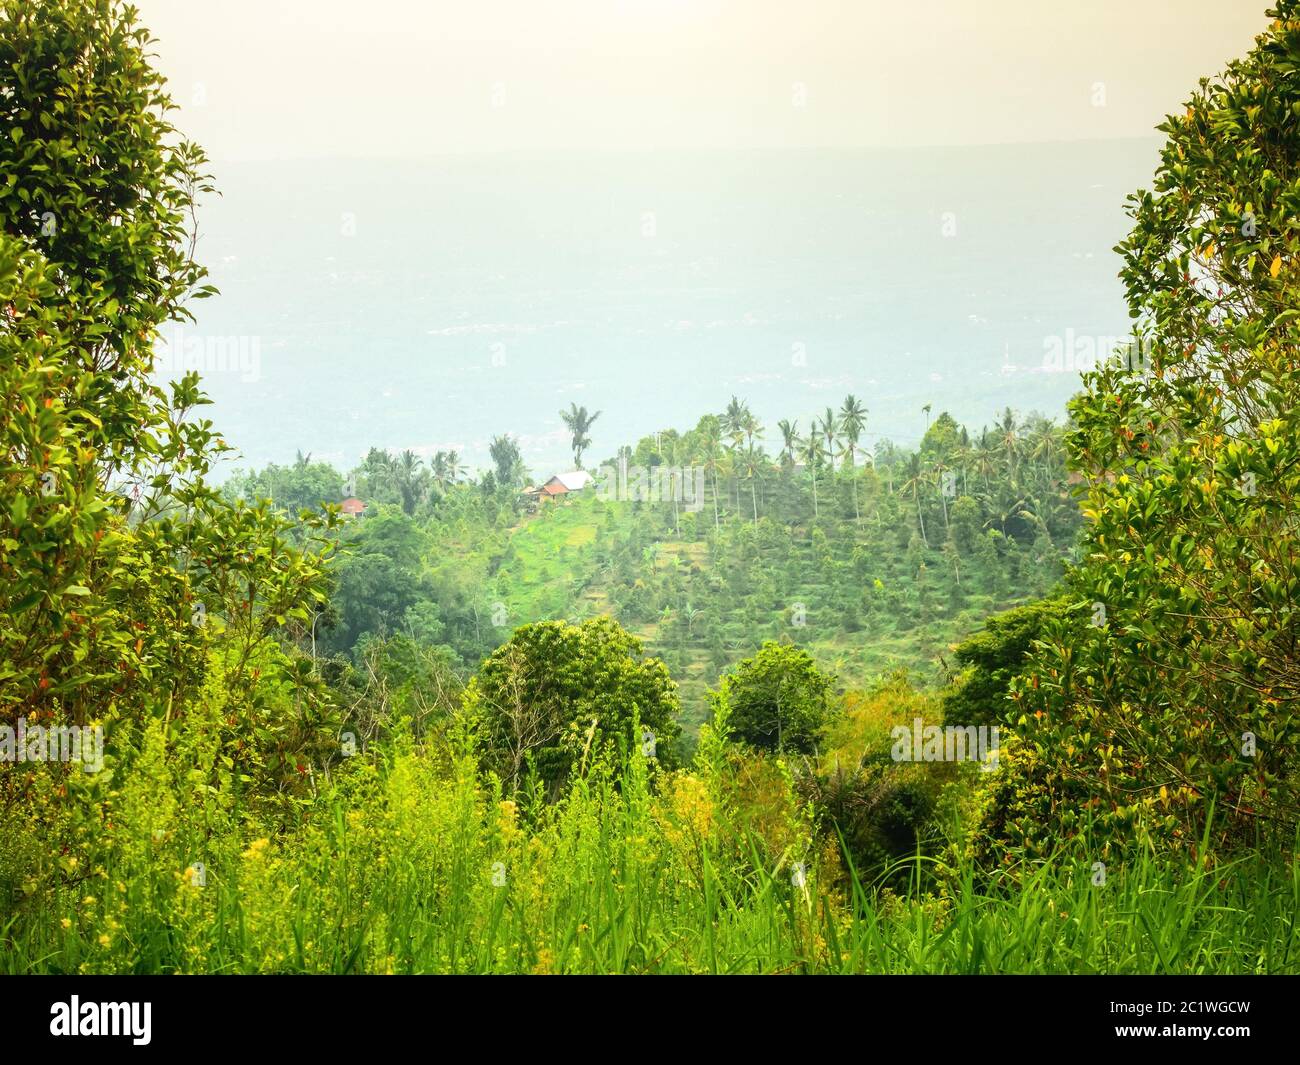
[[740, 444, 765, 525], [1024, 419, 1062, 492], [699, 418, 724, 530], [984, 489, 1034, 539], [952, 427, 972, 497], [839, 396, 867, 524], [997, 407, 1020, 484], [720, 396, 750, 509], [901, 452, 930, 547], [682, 602, 703, 637], [973, 428, 999, 490], [799, 432, 826, 519], [776, 419, 799, 471], [664, 433, 681, 536], [395, 449, 427, 515], [559, 403, 601, 468], [742, 411, 764, 510], [839, 396, 866, 464], [721, 437, 740, 512], [446, 450, 467, 484], [933, 456, 951, 532], [430, 450, 466, 493], [820, 408, 839, 469], [721, 395, 749, 443], [431, 451, 453, 493]]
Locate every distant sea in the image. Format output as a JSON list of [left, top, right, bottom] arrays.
[[171, 141, 1158, 481]]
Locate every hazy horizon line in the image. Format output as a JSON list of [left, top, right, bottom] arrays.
[[200, 133, 1165, 167]]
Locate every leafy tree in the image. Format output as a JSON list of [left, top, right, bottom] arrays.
[[920, 411, 962, 461], [942, 598, 1070, 729], [948, 494, 982, 553], [227, 452, 344, 519], [710, 642, 836, 754], [488, 433, 526, 489], [466, 617, 680, 791], [329, 511, 430, 648], [1016, 3, 1300, 851], [0, 0, 337, 836], [328, 632, 463, 745]]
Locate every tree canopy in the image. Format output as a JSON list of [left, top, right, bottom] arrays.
[[1011, 2, 1300, 851], [466, 617, 681, 791], [710, 642, 836, 755]]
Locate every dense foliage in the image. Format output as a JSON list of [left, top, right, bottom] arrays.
[[710, 642, 836, 754], [225, 401, 1078, 731], [466, 617, 681, 792], [999, 3, 1300, 860], [0, 0, 335, 912], [2, 0, 1298, 976]]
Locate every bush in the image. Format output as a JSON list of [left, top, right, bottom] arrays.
[[465, 617, 681, 793], [709, 641, 836, 755]]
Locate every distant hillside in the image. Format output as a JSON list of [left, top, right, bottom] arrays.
[[226, 403, 1079, 736]]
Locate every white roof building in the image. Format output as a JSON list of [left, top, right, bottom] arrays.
[[548, 470, 593, 492]]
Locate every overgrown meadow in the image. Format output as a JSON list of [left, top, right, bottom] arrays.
[[7, 715, 1299, 974]]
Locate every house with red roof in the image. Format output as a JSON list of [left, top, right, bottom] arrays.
[[540, 470, 593, 501]]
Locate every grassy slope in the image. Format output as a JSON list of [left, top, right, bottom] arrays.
[[435, 495, 1045, 738]]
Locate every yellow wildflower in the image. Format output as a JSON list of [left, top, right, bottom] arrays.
[[498, 800, 521, 843], [242, 837, 270, 861]]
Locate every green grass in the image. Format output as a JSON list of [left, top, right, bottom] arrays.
[[491, 501, 610, 623], [5, 734, 1297, 975]]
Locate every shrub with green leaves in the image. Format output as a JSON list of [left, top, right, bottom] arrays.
[[1013, 2, 1300, 853], [709, 641, 836, 755], [465, 617, 681, 793], [0, 0, 339, 915], [942, 597, 1072, 729]]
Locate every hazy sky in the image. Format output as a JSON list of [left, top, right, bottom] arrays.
[[136, 0, 1267, 160]]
